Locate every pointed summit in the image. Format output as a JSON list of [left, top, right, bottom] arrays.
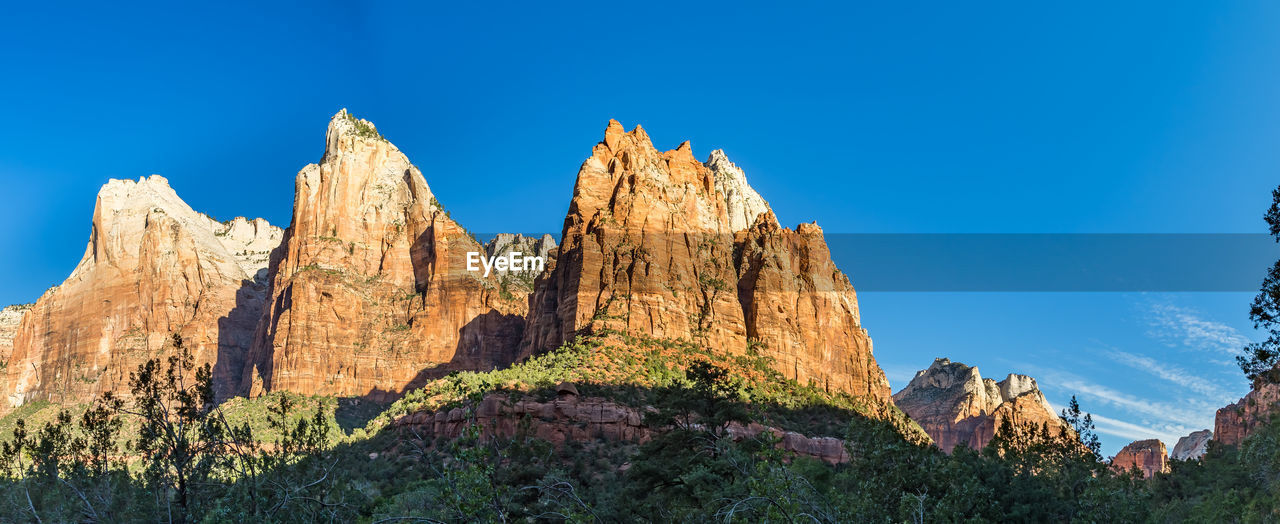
[[893, 358, 1066, 452], [523, 121, 891, 401], [2, 176, 281, 409], [705, 149, 776, 231], [242, 111, 526, 400]]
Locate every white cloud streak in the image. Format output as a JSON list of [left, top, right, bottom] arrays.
[[1103, 349, 1237, 405], [1145, 302, 1252, 357]]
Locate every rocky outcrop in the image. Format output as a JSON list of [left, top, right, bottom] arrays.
[[520, 120, 890, 401], [1, 176, 281, 409], [0, 304, 31, 373], [393, 390, 851, 464], [1111, 439, 1169, 478], [483, 233, 557, 294], [893, 358, 1065, 452], [1214, 380, 1280, 447], [1171, 429, 1212, 461], [241, 110, 527, 401]]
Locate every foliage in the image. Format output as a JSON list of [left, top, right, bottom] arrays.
[[1241, 184, 1280, 384]]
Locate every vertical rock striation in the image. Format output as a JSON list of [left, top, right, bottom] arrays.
[[1, 176, 281, 409], [0, 304, 31, 375], [1111, 439, 1169, 478], [241, 110, 527, 400], [520, 120, 890, 401], [1171, 429, 1212, 461], [1214, 379, 1280, 447], [892, 358, 1065, 452]]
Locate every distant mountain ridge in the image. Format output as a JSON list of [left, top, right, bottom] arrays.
[[0, 111, 894, 412]]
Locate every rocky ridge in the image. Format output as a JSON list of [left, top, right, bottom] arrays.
[[1, 175, 281, 409], [1171, 429, 1212, 461], [893, 358, 1065, 452], [240, 110, 528, 401], [1111, 439, 1169, 478], [520, 120, 890, 400], [1214, 379, 1280, 447], [393, 388, 851, 464]]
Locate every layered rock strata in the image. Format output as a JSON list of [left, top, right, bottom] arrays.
[[1214, 378, 1280, 447], [1111, 439, 1169, 478], [893, 358, 1065, 452], [393, 389, 851, 464], [1171, 429, 1211, 461], [241, 110, 527, 400], [520, 120, 890, 400], [1, 176, 281, 409]]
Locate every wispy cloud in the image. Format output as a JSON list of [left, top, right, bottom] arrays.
[[1145, 302, 1252, 356], [1102, 348, 1237, 405], [1088, 412, 1189, 448], [1024, 364, 1215, 439]]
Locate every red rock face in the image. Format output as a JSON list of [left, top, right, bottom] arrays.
[[893, 358, 1067, 452], [1111, 439, 1168, 478], [0, 305, 29, 376], [241, 110, 527, 401], [393, 390, 851, 464], [520, 121, 891, 401], [1214, 379, 1280, 447], [1, 177, 281, 410]]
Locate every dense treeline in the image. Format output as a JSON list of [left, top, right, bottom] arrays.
[[1, 332, 1278, 522]]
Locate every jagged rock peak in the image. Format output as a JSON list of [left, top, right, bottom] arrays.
[[705, 149, 776, 231], [241, 110, 526, 400], [1215, 372, 1280, 447], [893, 358, 1063, 452], [3, 175, 282, 410], [1171, 429, 1212, 461], [484, 233, 558, 261]]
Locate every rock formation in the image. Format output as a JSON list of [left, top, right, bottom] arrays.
[[483, 233, 557, 294], [1111, 439, 1169, 478], [1214, 379, 1280, 447], [241, 110, 528, 401], [1171, 429, 1211, 461], [393, 389, 851, 464], [1, 176, 281, 409], [893, 358, 1065, 452], [520, 120, 891, 400], [0, 304, 31, 373]]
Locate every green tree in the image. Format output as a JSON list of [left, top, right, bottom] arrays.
[[1241, 184, 1280, 384]]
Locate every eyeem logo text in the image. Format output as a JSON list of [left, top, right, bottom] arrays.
[[466, 252, 546, 277]]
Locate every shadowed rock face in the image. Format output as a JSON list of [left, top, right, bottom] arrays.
[[393, 391, 852, 464], [240, 110, 527, 401], [1214, 375, 1280, 448], [893, 358, 1065, 452], [1112, 439, 1169, 478], [1, 176, 281, 410], [519, 120, 891, 401], [1171, 429, 1212, 461]]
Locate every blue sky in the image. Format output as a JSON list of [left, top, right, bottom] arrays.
[[3, 2, 1278, 455]]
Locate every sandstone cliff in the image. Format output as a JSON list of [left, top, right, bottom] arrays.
[[1, 176, 281, 409], [241, 110, 527, 401], [1111, 439, 1169, 478], [0, 304, 31, 375], [893, 358, 1065, 452], [1171, 429, 1211, 461], [520, 120, 890, 400], [1214, 378, 1280, 447]]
